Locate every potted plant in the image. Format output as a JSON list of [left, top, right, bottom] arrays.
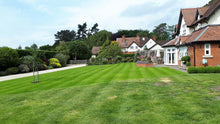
[[181, 56, 190, 70]]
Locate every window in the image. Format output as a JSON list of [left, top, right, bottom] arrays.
[[130, 46, 134, 49], [204, 44, 211, 55], [136, 46, 138, 49]]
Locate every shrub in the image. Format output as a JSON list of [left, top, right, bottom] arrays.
[[47, 66, 53, 69], [102, 60, 108, 64], [205, 66, 215, 73], [114, 56, 122, 63], [0, 47, 19, 70], [38, 64, 47, 70], [16, 49, 32, 57], [0, 71, 6, 76], [54, 53, 69, 67], [181, 56, 190, 64], [18, 64, 30, 73], [188, 66, 197, 73], [123, 54, 135, 58], [214, 66, 220, 73], [41, 58, 50, 65], [5, 67, 19, 75], [21, 56, 35, 70], [186, 62, 191, 66], [49, 58, 61, 68], [197, 66, 206, 73]]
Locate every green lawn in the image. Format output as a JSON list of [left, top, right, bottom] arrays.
[[0, 63, 219, 124]]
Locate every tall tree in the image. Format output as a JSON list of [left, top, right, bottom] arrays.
[[85, 30, 112, 49], [54, 30, 76, 46], [90, 23, 99, 34], [55, 41, 69, 56], [77, 22, 87, 40], [152, 23, 170, 41], [137, 30, 150, 37], [39, 44, 54, 51], [31, 43, 38, 50], [69, 40, 91, 60]]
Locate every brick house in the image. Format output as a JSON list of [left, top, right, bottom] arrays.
[[163, 0, 220, 67]]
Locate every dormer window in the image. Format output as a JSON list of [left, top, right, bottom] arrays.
[[197, 14, 200, 20], [198, 23, 201, 29], [182, 24, 186, 35]]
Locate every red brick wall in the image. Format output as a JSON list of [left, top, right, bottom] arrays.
[[188, 43, 220, 67], [123, 52, 135, 54]]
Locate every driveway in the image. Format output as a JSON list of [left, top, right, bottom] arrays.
[[0, 64, 87, 82]]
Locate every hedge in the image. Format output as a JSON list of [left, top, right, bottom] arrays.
[[187, 66, 220, 73], [16, 49, 58, 59], [123, 54, 135, 58]]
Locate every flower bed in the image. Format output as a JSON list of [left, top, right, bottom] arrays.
[[136, 61, 153, 67]]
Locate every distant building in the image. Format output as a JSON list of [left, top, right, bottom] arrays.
[[91, 46, 101, 58]]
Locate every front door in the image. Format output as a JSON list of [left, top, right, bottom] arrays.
[[165, 48, 177, 65]]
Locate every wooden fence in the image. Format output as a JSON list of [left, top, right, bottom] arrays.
[[68, 60, 88, 64]]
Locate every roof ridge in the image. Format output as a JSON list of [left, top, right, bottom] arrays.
[[194, 26, 209, 42]]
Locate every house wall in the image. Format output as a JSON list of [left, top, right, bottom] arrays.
[[180, 18, 194, 36], [143, 39, 156, 50], [194, 8, 220, 30], [208, 8, 220, 25], [126, 43, 141, 52], [188, 43, 220, 67]]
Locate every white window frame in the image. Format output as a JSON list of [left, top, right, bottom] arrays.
[[130, 46, 134, 49], [204, 43, 211, 56]]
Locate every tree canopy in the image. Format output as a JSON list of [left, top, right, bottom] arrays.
[[68, 40, 91, 60]]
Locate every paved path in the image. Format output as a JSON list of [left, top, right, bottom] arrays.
[[154, 64, 187, 73], [0, 64, 87, 82]]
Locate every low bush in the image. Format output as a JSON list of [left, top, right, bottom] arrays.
[[205, 66, 215, 73], [5, 67, 19, 75], [49, 58, 61, 68], [197, 66, 205, 73], [18, 64, 30, 73], [55, 53, 69, 67], [102, 60, 108, 64], [187, 66, 197, 73], [38, 64, 47, 70], [214, 66, 220, 73], [181, 56, 190, 63], [41, 58, 50, 65], [47, 66, 53, 69], [123, 54, 135, 58], [0, 47, 19, 70], [186, 62, 191, 66], [0, 71, 6, 76]]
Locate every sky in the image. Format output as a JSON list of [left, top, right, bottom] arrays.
[[0, 0, 210, 49]]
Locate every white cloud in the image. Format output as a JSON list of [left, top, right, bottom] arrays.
[[0, 0, 211, 48]]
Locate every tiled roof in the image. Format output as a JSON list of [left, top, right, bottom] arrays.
[[181, 8, 198, 26], [163, 37, 179, 47], [155, 40, 170, 46], [116, 36, 149, 48], [92, 46, 101, 55], [190, 0, 220, 26], [166, 25, 220, 47]]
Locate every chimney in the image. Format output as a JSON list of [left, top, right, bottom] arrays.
[[136, 35, 140, 39], [152, 35, 157, 41], [122, 35, 125, 42]]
